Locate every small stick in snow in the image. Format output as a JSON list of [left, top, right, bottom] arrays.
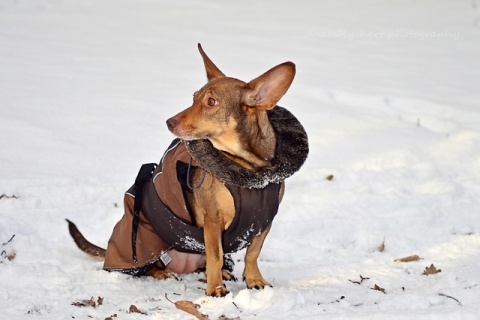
[[438, 293, 462, 306], [349, 275, 370, 285], [0, 193, 19, 200], [2, 234, 15, 246]]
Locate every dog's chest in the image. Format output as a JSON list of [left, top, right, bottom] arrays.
[[176, 161, 282, 253], [151, 140, 281, 254]]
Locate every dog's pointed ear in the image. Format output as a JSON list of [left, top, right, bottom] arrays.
[[198, 43, 225, 81], [243, 62, 295, 110]]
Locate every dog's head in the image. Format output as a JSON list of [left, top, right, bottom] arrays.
[[167, 44, 295, 162]]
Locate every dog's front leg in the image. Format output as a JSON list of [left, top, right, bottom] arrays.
[[204, 211, 229, 297], [243, 223, 272, 290]]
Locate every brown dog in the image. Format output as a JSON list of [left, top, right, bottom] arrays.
[[67, 44, 308, 297]]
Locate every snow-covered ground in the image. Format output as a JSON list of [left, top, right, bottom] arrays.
[[1, 0, 480, 319]]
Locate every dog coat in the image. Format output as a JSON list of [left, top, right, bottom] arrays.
[[103, 106, 309, 275]]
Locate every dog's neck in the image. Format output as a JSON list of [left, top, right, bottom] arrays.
[[210, 110, 275, 172], [186, 106, 309, 189], [243, 110, 276, 167]]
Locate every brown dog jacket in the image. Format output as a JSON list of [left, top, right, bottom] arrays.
[[103, 106, 309, 275]]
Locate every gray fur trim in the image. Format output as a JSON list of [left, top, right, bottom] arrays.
[[185, 106, 309, 189]]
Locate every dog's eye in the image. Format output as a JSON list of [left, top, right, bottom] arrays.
[[207, 97, 217, 107]]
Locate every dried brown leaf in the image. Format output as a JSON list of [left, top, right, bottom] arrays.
[[326, 174, 334, 181], [175, 300, 208, 320], [1, 250, 16, 261], [377, 239, 385, 252], [394, 254, 421, 262], [372, 284, 386, 294], [129, 304, 147, 315], [72, 297, 96, 308], [1, 235, 16, 263], [97, 296, 104, 306], [423, 264, 441, 275], [218, 316, 240, 320], [104, 314, 117, 320]]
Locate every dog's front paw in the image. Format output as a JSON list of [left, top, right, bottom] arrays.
[[244, 277, 272, 290], [206, 284, 229, 297], [222, 269, 238, 282]]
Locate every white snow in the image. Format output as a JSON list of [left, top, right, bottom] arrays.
[[1, 0, 480, 319]]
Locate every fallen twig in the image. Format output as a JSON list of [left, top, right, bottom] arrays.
[[438, 293, 462, 306], [349, 275, 370, 285], [2, 234, 15, 246], [0, 193, 19, 200]]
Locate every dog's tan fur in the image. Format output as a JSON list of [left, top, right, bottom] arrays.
[[68, 44, 295, 297]]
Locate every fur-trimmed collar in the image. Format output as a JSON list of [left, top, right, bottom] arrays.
[[185, 106, 308, 189]]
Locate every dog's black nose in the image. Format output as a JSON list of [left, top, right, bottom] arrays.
[[166, 118, 178, 132]]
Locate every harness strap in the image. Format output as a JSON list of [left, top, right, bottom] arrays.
[[131, 163, 157, 263], [143, 178, 206, 253]]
